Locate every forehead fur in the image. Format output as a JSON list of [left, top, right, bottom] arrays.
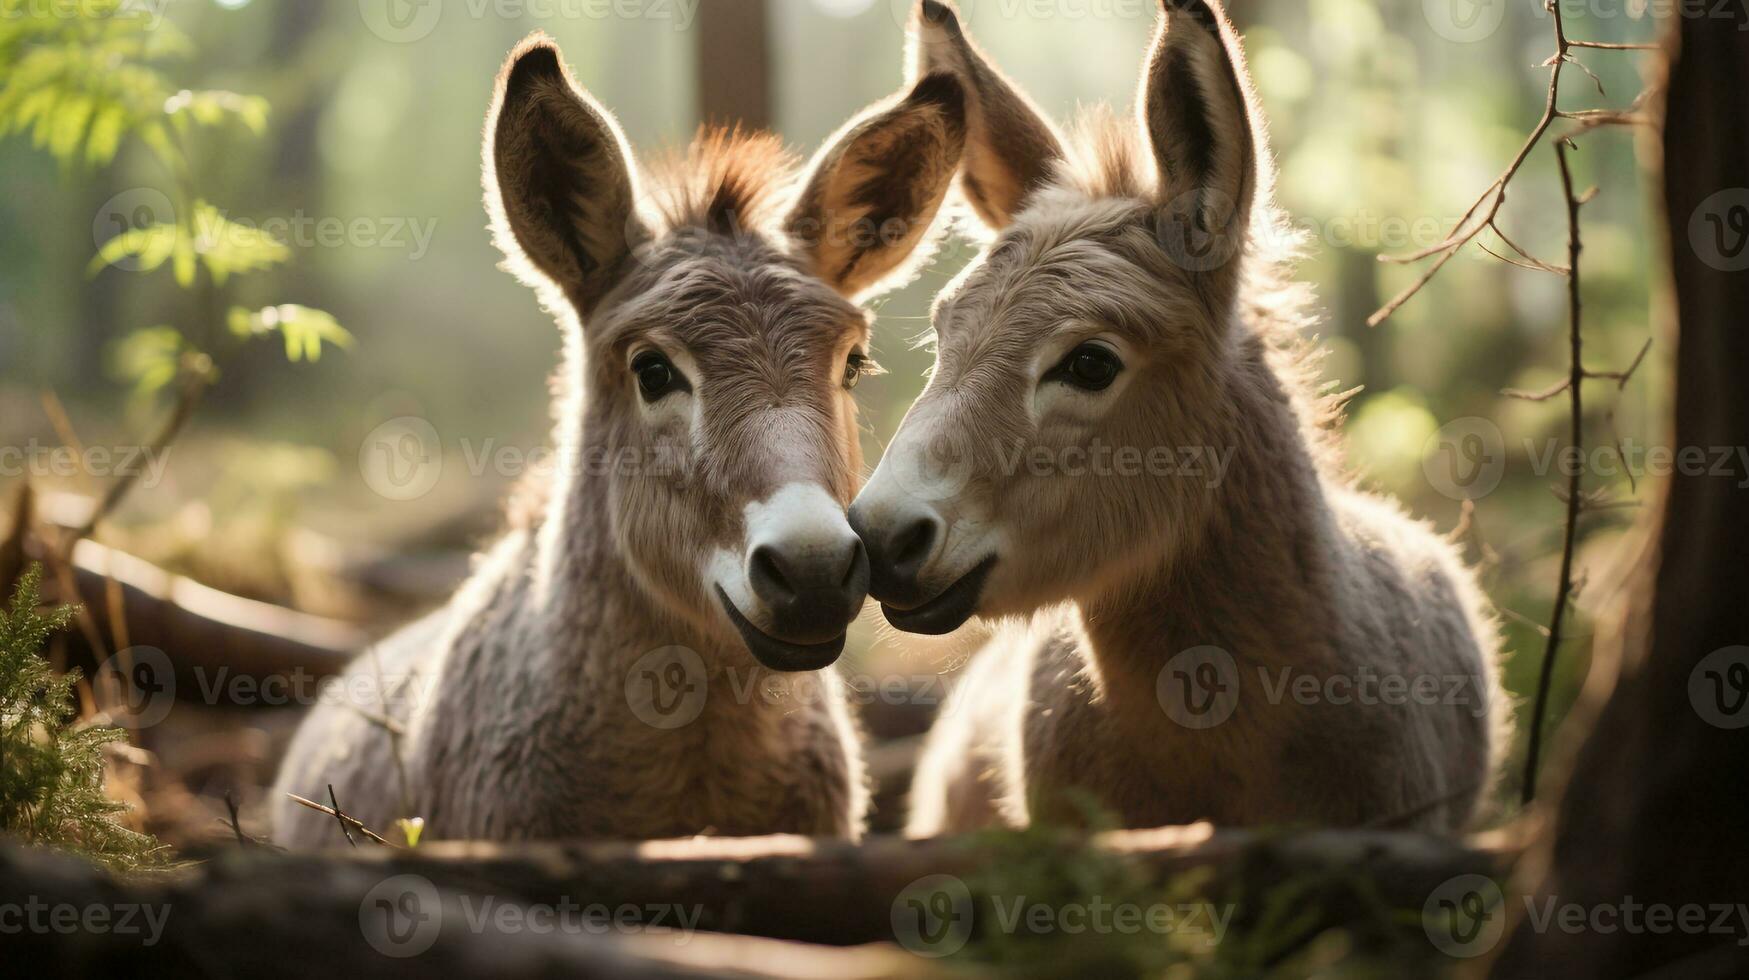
[[645, 127, 798, 236], [1056, 106, 1157, 202], [601, 229, 867, 366]]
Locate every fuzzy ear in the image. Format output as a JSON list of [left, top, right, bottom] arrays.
[[785, 72, 967, 299], [1140, 0, 1260, 297], [484, 34, 647, 314], [908, 0, 1065, 230]]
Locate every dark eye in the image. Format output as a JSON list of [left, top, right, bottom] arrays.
[[1048, 343, 1124, 392], [632, 351, 687, 402], [842, 351, 871, 390]]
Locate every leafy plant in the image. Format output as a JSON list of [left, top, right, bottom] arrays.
[[0, 0, 352, 405], [0, 566, 165, 871]]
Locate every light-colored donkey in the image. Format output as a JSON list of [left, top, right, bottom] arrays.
[[272, 34, 967, 845], [852, 0, 1505, 835]]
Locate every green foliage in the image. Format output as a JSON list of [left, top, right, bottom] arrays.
[[2, 0, 348, 399], [0, 0, 255, 171], [89, 200, 291, 286], [229, 304, 354, 363], [941, 807, 1454, 978], [0, 566, 164, 871]]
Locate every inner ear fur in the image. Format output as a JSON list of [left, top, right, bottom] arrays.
[[785, 71, 968, 299], [908, 0, 1066, 230], [1139, 0, 1262, 302], [485, 33, 646, 314]]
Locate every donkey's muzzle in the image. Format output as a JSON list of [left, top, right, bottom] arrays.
[[747, 538, 869, 645]]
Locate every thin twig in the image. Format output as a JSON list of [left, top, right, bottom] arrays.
[[328, 784, 357, 848], [56, 368, 209, 563], [1368, 1, 1644, 326], [285, 793, 397, 847], [1521, 140, 1587, 807], [224, 792, 250, 848]]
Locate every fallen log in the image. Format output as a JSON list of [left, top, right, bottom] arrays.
[[136, 826, 1510, 949], [0, 840, 951, 979]]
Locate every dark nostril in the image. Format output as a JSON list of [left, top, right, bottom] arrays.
[[749, 545, 797, 605], [890, 516, 938, 574]]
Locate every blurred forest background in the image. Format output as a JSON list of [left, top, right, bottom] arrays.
[[0, 0, 1663, 843]]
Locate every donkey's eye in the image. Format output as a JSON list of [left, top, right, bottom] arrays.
[[632, 351, 687, 402], [1048, 343, 1124, 392], [842, 351, 873, 391]]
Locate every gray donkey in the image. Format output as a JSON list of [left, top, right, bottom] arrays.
[[272, 33, 967, 845], [852, 0, 1505, 835]]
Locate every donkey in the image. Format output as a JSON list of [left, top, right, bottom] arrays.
[[853, 0, 1505, 836], [271, 33, 967, 845]]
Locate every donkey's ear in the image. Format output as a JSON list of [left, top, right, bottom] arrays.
[[908, 0, 1064, 230], [485, 35, 646, 314], [1139, 1, 1260, 292], [785, 72, 967, 299]]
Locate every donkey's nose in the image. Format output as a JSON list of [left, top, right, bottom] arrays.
[[849, 502, 944, 605], [747, 535, 868, 644]]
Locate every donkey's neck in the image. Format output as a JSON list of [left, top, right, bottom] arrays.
[[1078, 337, 1343, 708]]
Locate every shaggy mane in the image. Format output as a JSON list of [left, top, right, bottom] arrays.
[[644, 127, 799, 236]]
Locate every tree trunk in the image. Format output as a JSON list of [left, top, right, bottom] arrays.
[[696, 0, 771, 131], [1492, 10, 1749, 978]]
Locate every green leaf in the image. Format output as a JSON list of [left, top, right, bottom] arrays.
[[191, 200, 290, 285], [107, 326, 185, 397], [228, 305, 354, 363], [88, 221, 178, 277]]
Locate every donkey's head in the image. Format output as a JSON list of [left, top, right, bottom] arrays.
[[851, 0, 1269, 633], [487, 35, 965, 668]]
